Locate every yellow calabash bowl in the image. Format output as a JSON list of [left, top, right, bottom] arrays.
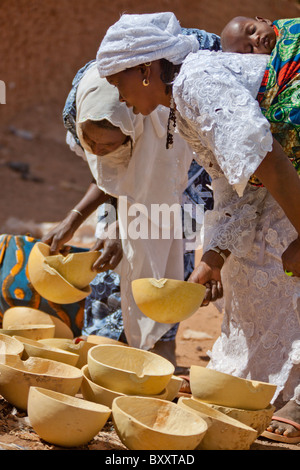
[[207, 402, 275, 437], [39, 337, 77, 351], [0, 324, 55, 341], [177, 397, 257, 450], [0, 355, 83, 411], [112, 395, 208, 450], [190, 365, 277, 411], [44, 249, 100, 290], [81, 365, 168, 408], [2, 306, 74, 339], [88, 344, 175, 396], [28, 386, 111, 448], [27, 242, 92, 304], [38, 338, 90, 368], [131, 278, 206, 323], [164, 375, 184, 402], [86, 335, 127, 346], [13, 335, 79, 367], [0, 333, 24, 357]]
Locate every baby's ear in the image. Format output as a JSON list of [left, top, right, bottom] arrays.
[[255, 16, 273, 27]]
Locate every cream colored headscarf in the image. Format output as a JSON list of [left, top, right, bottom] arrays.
[[74, 62, 194, 350], [76, 62, 144, 197]]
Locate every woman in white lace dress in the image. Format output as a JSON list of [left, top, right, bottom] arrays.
[[96, 12, 300, 442]]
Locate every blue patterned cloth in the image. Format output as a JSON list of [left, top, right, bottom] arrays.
[[68, 28, 220, 342]]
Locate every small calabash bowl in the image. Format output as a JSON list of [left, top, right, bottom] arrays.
[[28, 386, 111, 448], [13, 335, 79, 366], [0, 333, 24, 357], [44, 249, 100, 290], [81, 364, 168, 408], [112, 395, 208, 450], [0, 324, 55, 341], [131, 278, 206, 323], [88, 344, 174, 395], [206, 402, 275, 437], [0, 355, 83, 411]]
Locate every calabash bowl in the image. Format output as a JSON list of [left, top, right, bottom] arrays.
[[81, 364, 168, 408], [28, 386, 111, 448], [0, 333, 24, 357], [2, 306, 74, 339], [190, 365, 277, 411], [13, 335, 79, 366], [112, 395, 208, 450], [88, 344, 174, 395], [0, 355, 83, 410], [86, 335, 127, 346], [207, 402, 275, 437], [177, 397, 257, 450], [44, 249, 100, 290], [131, 278, 206, 323], [0, 323, 55, 341], [27, 242, 92, 304]]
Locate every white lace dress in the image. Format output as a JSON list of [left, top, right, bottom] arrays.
[[173, 50, 300, 405]]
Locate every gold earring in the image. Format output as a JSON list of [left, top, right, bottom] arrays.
[[143, 78, 150, 87]]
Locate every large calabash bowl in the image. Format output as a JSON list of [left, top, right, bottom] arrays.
[[28, 386, 111, 448], [177, 397, 258, 450], [2, 306, 74, 339], [112, 395, 208, 450], [190, 365, 277, 411], [131, 278, 206, 323], [0, 355, 83, 410], [88, 344, 174, 396], [27, 242, 92, 304]]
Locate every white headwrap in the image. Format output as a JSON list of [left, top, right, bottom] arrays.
[[97, 12, 199, 77], [76, 62, 144, 197]]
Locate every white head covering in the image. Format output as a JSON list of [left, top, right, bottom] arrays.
[[76, 62, 144, 196], [97, 12, 199, 77]]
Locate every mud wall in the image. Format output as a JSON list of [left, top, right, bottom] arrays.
[[1, 0, 299, 124]]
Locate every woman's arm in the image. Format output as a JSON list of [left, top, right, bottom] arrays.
[[255, 138, 300, 236], [42, 180, 110, 254], [189, 137, 300, 297]]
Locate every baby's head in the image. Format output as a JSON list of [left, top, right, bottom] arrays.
[[221, 16, 277, 54]]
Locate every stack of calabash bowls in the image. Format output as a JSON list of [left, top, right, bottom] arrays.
[[83, 343, 208, 450], [176, 365, 277, 450], [0, 308, 114, 448], [83, 343, 183, 407]]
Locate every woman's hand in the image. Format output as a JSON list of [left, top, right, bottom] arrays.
[[282, 237, 300, 277], [91, 221, 123, 271], [188, 249, 226, 306], [41, 211, 81, 255]]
